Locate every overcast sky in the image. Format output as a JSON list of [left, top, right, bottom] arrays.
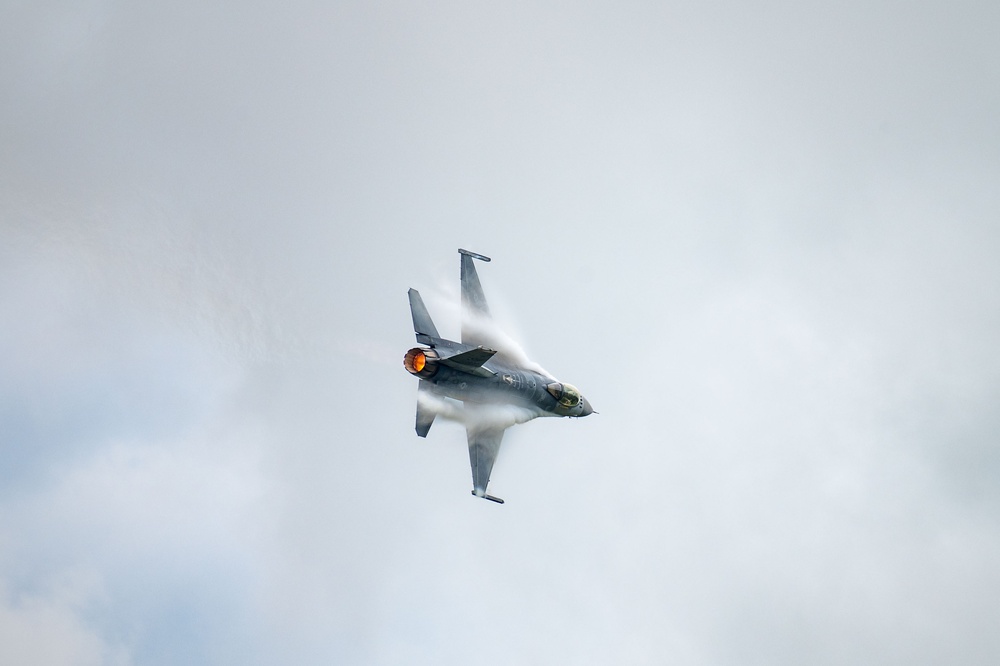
[[2, 1, 999, 664]]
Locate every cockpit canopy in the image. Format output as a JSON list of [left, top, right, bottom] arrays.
[[546, 382, 582, 409]]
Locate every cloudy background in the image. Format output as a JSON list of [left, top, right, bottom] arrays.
[[2, 1, 999, 664]]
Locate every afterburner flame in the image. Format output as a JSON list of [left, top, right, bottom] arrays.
[[404, 347, 438, 377]]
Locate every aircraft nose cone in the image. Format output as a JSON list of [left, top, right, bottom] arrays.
[[580, 397, 595, 416]]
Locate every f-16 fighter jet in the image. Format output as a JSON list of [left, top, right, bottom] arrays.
[[404, 249, 594, 504]]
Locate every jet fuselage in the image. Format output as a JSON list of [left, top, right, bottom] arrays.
[[408, 347, 593, 418]]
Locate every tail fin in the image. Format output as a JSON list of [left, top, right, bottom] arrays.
[[408, 288, 439, 340], [415, 382, 436, 437]]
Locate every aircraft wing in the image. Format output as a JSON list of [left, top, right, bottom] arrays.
[[467, 424, 506, 504], [459, 249, 492, 346]]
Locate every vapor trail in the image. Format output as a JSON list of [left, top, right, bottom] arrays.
[[416, 387, 544, 431], [421, 282, 554, 378]]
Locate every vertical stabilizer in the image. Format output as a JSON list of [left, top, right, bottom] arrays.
[[408, 288, 439, 340]]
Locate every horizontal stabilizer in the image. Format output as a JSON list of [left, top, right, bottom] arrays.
[[415, 382, 435, 438], [440, 347, 496, 377]]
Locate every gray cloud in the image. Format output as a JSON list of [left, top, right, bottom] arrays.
[[2, 0, 999, 663]]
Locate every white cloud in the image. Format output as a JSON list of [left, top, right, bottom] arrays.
[[2, 0, 999, 663], [0, 574, 130, 666]]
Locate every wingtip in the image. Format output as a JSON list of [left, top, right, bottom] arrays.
[[471, 490, 505, 504], [458, 248, 491, 262]]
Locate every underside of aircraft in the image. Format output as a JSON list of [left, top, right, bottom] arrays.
[[404, 249, 593, 503]]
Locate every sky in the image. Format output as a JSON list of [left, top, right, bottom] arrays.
[[2, 0, 999, 664]]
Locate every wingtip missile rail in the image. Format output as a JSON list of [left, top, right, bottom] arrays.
[[472, 490, 505, 504], [458, 248, 491, 262]]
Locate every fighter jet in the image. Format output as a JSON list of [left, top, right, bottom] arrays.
[[404, 249, 594, 504]]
